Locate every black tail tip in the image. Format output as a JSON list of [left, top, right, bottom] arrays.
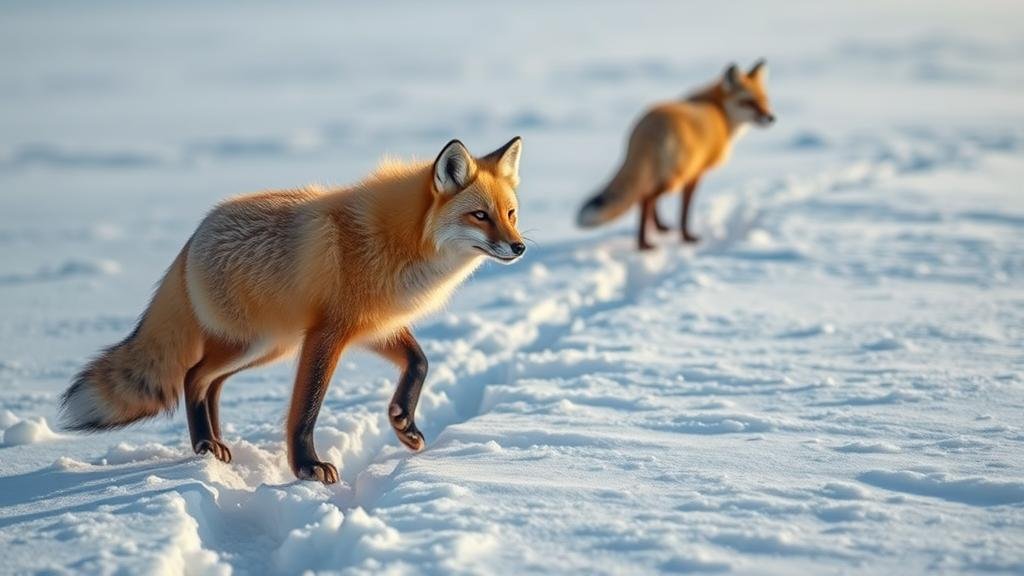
[[58, 376, 109, 432], [577, 196, 606, 228]]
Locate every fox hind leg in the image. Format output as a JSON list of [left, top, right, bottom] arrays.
[[184, 338, 281, 463], [649, 188, 670, 232], [184, 339, 248, 463], [637, 197, 656, 250], [204, 375, 229, 442], [205, 343, 290, 441], [651, 207, 669, 232]]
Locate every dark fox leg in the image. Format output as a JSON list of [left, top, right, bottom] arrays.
[[681, 179, 701, 243], [370, 328, 428, 452], [183, 339, 247, 463], [649, 189, 670, 232], [651, 207, 669, 232], [638, 197, 655, 250], [288, 325, 347, 484], [205, 375, 229, 441], [205, 345, 288, 441]]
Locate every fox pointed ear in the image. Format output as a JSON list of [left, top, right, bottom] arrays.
[[723, 63, 742, 91], [484, 136, 522, 183], [433, 139, 476, 195], [748, 59, 768, 82]]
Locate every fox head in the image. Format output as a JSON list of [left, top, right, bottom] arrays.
[[721, 60, 775, 128], [426, 137, 526, 264]]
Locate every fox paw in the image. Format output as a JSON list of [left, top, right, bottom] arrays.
[[193, 439, 232, 463], [295, 460, 339, 484], [682, 233, 700, 244], [389, 404, 426, 452]]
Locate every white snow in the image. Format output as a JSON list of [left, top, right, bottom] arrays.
[[2, 415, 60, 447], [1, 1, 1023, 574]]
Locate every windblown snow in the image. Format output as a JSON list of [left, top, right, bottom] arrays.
[[1, 1, 1022, 574]]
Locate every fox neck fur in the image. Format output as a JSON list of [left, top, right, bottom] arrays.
[[303, 160, 486, 341], [685, 83, 745, 137]]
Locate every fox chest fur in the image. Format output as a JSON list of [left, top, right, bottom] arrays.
[[352, 247, 485, 341]]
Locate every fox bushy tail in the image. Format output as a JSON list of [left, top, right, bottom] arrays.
[[61, 248, 203, 431], [576, 149, 654, 228]]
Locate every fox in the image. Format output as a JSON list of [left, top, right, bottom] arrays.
[[60, 137, 526, 484], [577, 60, 775, 250]]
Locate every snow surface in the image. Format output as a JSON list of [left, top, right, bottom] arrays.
[[2, 1, 1023, 574]]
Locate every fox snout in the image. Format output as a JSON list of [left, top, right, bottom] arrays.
[[475, 238, 525, 264], [757, 112, 776, 126], [502, 240, 527, 260], [500, 226, 527, 261]]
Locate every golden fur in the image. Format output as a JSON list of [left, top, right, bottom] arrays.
[[62, 137, 525, 482], [577, 61, 775, 248]]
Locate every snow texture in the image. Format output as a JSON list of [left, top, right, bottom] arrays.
[[1, 1, 1022, 574]]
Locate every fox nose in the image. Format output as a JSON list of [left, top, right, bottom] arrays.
[[510, 242, 526, 256], [763, 113, 776, 125]]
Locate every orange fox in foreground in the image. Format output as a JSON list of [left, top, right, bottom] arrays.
[[61, 137, 526, 484], [578, 61, 775, 250]]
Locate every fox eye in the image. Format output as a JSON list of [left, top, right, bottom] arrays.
[[470, 210, 489, 221]]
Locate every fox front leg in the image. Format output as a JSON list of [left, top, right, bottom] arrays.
[[287, 325, 347, 484], [371, 328, 428, 451], [680, 178, 702, 243]]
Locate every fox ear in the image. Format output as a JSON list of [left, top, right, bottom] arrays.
[[723, 63, 742, 92], [748, 59, 768, 82], [433, 139, 476, 195], [484, 136, 522, 183]]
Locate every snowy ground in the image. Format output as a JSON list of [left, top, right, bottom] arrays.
[[2, 1, 1023, 574]]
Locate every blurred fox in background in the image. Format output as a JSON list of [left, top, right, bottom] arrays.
[[61, 137, 526, 484], [577, 60, 775, 250]]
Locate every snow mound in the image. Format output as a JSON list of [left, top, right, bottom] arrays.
[[0, 409, 19, 428], [860, 470, 1024, 507], [100, 442, 184, 465], [272, 507, 401, 573], [2, 416, 60, 446]]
